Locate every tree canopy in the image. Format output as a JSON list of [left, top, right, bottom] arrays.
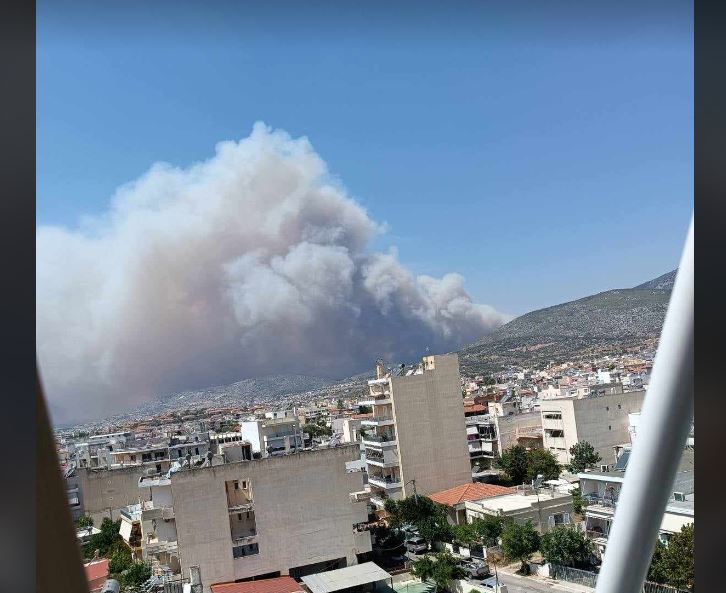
[[82, 518, 123, 560], [647, 523, 694, 591], [77, 515, 94, 530], [501, 520, 540, 574], [385, 496, 451, 544], [411, 551, 466, 593], [567, 441, 602, 474], [496, 445, 561, 485], [540, 526, 593, 568], [452, 516, 504, 548]]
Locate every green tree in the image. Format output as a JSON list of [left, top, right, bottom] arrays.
[[567, 441, 602, 474], [647, 524, 694, 591], [358, 404, 372, 414], [337, 398, 344, 409], [412, 551, 466, 593], [452, 516, 504, 548], [540, 527, 593, 568], [647, 540, 669, 585], [108, 546, 133, 575], [82, 518, 123, 559], [77, 515, 94, 530], [496, 445, 529, 484], [385, 496, 451, 544], [473, 515, 505, 547], [501, 520, 540, 574], [120, 561, 152, 590], [571, 487, 586, 515], [526, 448, 561, 482], [305, 423, 332, 439]]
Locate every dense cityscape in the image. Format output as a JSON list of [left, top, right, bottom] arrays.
[[57, 336, 694, 593]]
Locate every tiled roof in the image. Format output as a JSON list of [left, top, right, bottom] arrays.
[[211, 576, 304, 593], [84, 559, 109, 586], [429, 483, 514, 507], [464, 404, 487, 415]]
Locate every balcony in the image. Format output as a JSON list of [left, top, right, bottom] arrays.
[[361, 433, 397, 448], [368, 474, 402, 490], [365, 450, 399, 468], [361, 416, 395, 427], [228, 501, 255, 513], [232, 531, 258, 545], [360, 395, 392, 406]]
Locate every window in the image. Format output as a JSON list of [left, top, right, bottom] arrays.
[[242, 480, 247, 489], [238, 513, 242, 520], [156, 463, 162, 473], [606, 406, 609, 411], [608, 425, 612, 430], [234, 480, 239, 490], [618, 404, 622, 409], [195, 447, 199, 455]]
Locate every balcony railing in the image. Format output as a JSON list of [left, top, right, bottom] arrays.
[[368, 474, 402, 489], [362, 433, 397, 445]]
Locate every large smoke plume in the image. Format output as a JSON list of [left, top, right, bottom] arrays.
[[37, 123, 511, 424]]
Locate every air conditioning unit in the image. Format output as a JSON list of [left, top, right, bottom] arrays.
[[600, 464, 610, 472], [673, 492, 686, 502]]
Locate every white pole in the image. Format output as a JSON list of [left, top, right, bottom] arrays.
[[594, 217, 694, 593]]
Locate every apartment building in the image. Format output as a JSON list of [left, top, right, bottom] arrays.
[[465, 413, 498, 475], [171, 445, 371, 592], [360, 354, 471, 508], [240, 412, 305, 458], [539, 388, 646, 465], [578, 449, 694, 557]]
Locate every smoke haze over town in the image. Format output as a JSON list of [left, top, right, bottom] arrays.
[[37, 123, 511, 424]]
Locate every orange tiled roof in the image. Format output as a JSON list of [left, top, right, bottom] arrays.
[[211, 576, 304, 593], [84, 559, 109, 590], [464, 404, 487, 415], [429, 483, 514, 507]]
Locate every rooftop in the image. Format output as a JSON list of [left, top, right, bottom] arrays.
[[211, 576, 303, 593], [301, 562, 392, 593], [429, 482, 515, 507], [466, 489, 572, 513]]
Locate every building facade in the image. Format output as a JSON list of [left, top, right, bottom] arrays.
[[172, 445, 371, 592], [539, 389, 646, 465], [360, 354, 472, 508]]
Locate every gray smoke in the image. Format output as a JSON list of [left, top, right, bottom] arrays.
[[37, 123, 511, 424]]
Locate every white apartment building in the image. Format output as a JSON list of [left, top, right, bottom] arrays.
[[578, 449, 694, 557], [360, 354, 472, 509], [539, 388, 646, 465], [240, 412, 305, 458]]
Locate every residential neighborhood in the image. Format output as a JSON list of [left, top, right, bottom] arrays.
[[58, 350, 694, 593]]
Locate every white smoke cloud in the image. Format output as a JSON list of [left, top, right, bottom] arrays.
[[37, 123, 511, 424]]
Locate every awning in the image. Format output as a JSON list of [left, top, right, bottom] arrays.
[[301, 562, 391, 593]]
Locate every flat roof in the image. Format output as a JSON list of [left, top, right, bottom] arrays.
[[301, 562, 391, 593], [466, 491, 571, 513]]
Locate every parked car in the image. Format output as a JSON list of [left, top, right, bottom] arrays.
[[462, 560, 491, 578], [405, 536, 429, 554]]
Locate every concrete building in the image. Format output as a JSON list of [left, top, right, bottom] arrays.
[[171, 445, 371, 592], [465, 414, 498, 476], [539, 389, 646, 465], [493, 411, 543, 453], [71, 465, 153, 525], [240, 412, 305, 458], [360, 354, 472, 509], [579, 449, 694, 557], [464, 485, 575, 533]]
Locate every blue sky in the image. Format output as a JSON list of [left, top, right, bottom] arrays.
[[37, 1, 693, 315]]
